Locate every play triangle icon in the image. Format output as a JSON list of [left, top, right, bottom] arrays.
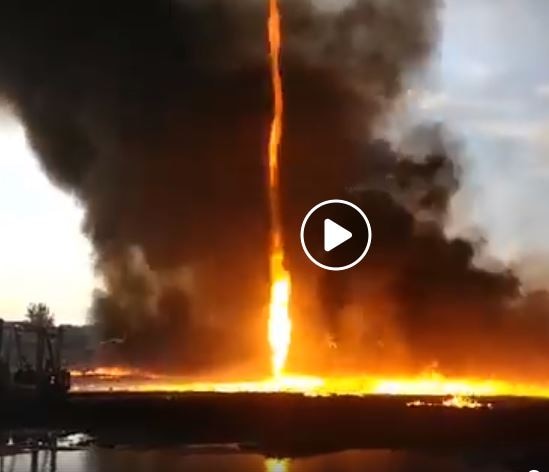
[[324, 218, 352, 252]]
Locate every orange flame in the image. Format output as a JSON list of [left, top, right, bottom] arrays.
[[407, 395, 491, 409], [72, 370, 549, 405], [267, 0, 291, 378], [70, 367, 139, 378]]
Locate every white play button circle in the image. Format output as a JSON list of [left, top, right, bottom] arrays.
[[324, 219, 352, 252], [300, 199, 372, 271]]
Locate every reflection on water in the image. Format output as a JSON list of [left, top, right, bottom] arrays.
[[0, 440, 538, 472], [265, 458, 289, 472], [0, 450, 87, 472]]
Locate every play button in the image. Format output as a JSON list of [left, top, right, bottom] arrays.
[[324, 219, 352, 252], [301, 199, 372, 271]]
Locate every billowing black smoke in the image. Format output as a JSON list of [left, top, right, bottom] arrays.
[[5, 0, 545, 378], [303, 128, 549, 380]]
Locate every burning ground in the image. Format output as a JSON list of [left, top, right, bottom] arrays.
[[1, 0, 549, 390]]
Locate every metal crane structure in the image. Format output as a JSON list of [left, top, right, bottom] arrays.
[[0, 319, 71, 397]]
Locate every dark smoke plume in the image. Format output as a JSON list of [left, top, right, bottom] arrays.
[[0, 0, 437, 371], [3, 0, 547, 378], [304, 132, 549, 380]]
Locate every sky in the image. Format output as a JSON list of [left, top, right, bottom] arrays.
[[416, 0, 549, 288], [1, 0, 549, 324], [0, 111, 95, 324]]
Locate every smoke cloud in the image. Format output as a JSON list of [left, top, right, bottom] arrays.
[[2, 0, 547, 378]]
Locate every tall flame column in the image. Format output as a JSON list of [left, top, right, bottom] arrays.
[[267, 0, 291, 379]]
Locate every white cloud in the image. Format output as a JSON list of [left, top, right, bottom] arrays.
[[394, 0, 549, 288], [536, 83, 549, 99]]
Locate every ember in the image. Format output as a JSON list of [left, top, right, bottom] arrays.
[[407, 396, 490, 409]]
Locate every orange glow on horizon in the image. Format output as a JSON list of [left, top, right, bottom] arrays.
[[267, 0, 291, 378], [72, 369, 549, 404]]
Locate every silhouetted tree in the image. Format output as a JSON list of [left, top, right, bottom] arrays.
[[25, 303, 54, 328]]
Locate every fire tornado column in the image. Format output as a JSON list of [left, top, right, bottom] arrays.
[[267, 0, 291, 379]]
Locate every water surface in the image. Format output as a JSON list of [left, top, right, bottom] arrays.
[[0, 447, 533, 472]]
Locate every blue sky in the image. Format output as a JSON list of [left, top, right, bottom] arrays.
[[1, 0, 549, 324]]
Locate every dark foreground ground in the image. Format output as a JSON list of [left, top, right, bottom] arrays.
[[1, 392, 549, 458]]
